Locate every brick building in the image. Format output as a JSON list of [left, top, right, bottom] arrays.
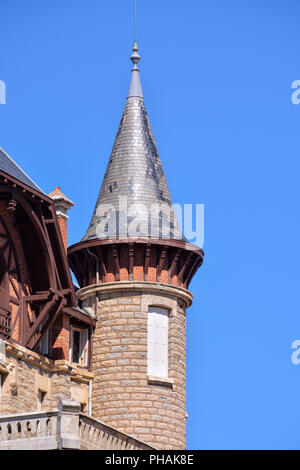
[[0, 39, 203, 450]]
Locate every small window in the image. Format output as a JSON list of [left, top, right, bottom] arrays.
[[73, 330, 81, 363], [70, 327, 88, 367], [38, 390, 46, 411], [147, 307, 169, 378]]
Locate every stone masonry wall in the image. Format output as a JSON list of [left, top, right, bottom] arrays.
[[90, 289, 187, 450], [0, 340, 92, 416]]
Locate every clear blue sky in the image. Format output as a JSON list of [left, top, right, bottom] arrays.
[[1, 0, 300, 450]]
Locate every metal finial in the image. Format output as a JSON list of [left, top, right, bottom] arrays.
[[130, 43, 140, 69], [128, 0, 143, 97]]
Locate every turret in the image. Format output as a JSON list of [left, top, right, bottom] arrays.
[[68, 38, 203, 450]]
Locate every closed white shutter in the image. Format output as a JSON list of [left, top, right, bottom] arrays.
[[147, 307, 169, 378], [80, 329, 88, 367]]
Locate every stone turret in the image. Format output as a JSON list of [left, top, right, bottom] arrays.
[[68, 40, 203, 450]]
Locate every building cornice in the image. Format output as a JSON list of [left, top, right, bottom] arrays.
[[3, 340, 94, 383], [77, 280, 194, 307], [68, 236, 203, 256]]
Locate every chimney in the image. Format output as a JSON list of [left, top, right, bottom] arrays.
[[48, 187, 74, 253]]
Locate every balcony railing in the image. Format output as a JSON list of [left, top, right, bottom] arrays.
[[0, 410, 58, 450], [79, 414, 153, 450], [0, 401, 154, 450]]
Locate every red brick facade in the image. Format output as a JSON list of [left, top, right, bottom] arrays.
[[57, 217, 68, 254], [50, 312, 70, 360]]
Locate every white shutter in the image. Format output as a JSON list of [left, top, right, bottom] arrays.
[[69, 327, 73, 362], [147, 307, 169, 378], [80, 329, 88, 367]]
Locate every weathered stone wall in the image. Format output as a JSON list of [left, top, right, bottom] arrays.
[[85, 284, 189, 450], [0, 340, 92, 416]]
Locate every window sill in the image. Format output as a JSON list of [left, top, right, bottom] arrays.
[[147, 375, 174, 388]]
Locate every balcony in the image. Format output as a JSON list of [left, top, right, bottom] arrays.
[[0, 400, 154, 450]]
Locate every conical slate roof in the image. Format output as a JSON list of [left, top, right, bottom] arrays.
[[82, 43, 182, 241]]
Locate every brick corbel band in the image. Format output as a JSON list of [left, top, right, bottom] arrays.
[[68, 238, 203, 291]]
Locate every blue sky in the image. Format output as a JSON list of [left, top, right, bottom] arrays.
[[1, 0, 300, 450]]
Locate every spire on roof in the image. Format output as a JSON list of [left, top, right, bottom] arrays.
[[128, 1, 143, 98], [82, 2, 182, 242]]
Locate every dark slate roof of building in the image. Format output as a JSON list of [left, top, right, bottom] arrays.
[[0, 147, 44, 193], [82, 42, 183, 241]]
